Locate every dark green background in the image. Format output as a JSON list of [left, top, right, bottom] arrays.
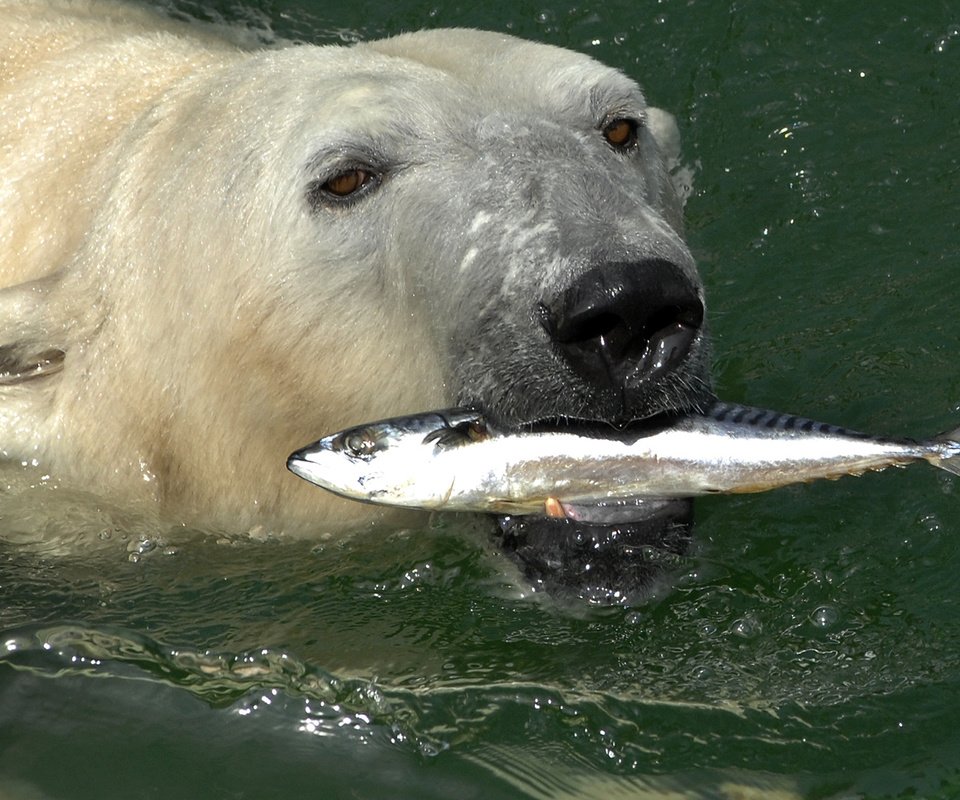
[[2, 1, 959, 797]]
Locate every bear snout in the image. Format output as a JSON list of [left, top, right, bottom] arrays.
[[539, 259, 705, 405]]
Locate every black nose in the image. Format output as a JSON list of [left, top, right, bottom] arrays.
[[540, 260, 704, 391]]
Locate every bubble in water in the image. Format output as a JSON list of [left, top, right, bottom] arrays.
[[933, 25, 959, 53], [127, 538, 157, 555], [418, 739, 448, 758], [730, 615, 760, 639], [919, 513, 942, 534], [811, 605, 839, 628]]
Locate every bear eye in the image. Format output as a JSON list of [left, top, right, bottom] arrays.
[[602, 118, 639, 150], [307, 166, 381, 209], [323, 168, 375, 197]]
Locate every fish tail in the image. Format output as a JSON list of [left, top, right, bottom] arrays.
[[930, 427, 960, 477]]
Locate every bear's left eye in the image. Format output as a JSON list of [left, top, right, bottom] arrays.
[[602, 118, 639, 150], [325, 169, 375, 197], [307, 167, 381, 208]]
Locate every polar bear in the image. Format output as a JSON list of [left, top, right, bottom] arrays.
[[0, 0, 711, 537]]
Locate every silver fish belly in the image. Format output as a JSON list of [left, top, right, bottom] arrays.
[[287, 402, 960, 515]]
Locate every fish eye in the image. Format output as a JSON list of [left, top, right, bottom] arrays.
[[340, 428, 381, 459], [602, 117, 639, 150]]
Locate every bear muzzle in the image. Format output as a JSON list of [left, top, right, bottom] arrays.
[[539, 259, 705, 413]]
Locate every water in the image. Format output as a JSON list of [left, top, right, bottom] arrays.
[[2, 1, 960, 797]]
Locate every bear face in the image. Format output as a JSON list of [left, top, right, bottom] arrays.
[[0, 6, 710, 536], [335, 32, 710, 427]]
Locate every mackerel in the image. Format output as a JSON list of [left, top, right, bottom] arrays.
[[287, 402, 960, 518]]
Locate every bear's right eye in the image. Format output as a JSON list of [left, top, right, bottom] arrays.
[[307, 167, 381, 209]]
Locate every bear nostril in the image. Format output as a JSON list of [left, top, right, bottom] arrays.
[[540, 259, 704, 394], [631, 317, 699, 380], [555, 310, 623, 348]]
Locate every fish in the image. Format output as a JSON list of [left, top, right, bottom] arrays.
[[286, 402, 960, 519]]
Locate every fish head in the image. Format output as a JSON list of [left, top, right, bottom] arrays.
[[287, 409, 486, 507]]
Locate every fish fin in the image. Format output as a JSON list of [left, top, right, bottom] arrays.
[[932, 427, 960, 477], [544, 497, 566, 518], [423, 419, 489, 449]]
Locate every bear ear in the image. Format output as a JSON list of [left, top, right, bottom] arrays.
[[644, 106, 694, 218], [0, 275, 68, 386], [644, 107, 682, 167]]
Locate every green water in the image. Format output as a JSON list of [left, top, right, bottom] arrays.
[[2, 1, 960, 797]]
